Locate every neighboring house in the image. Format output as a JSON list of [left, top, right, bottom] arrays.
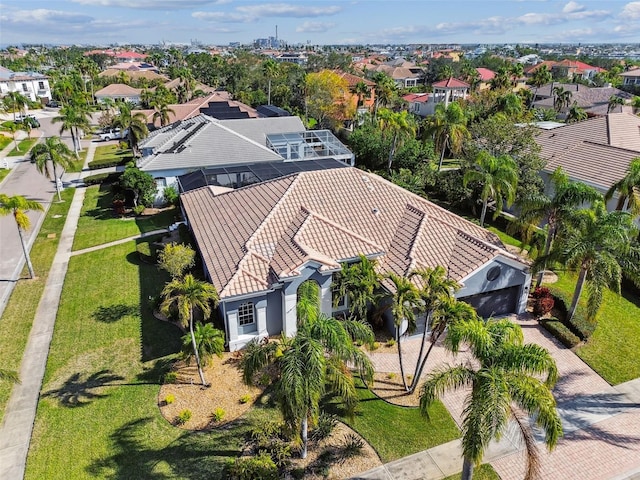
[[621, 68, 640, 87], [134, 91, 259, 128], [272, 52, 308, 65], [371, 59, 425, 88], [530, 83, 634, 116], [94, 83, 143, 105], [115, 51, 148, 63], [407, 77, 469, 117], [99, 69, 167, 83], [476, 67, 496, 90], [334, 71, 376, 112], [402, 92, 430, 116], [180, 167, 532, 351], [0, 66, 52, 103], [534, 113, 640, 213], [525, 60, 606, 81], [137, 114, 354, 201]]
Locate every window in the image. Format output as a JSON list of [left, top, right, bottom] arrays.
[[38, 81, 45, 90], [22, 83, 28, 92], [332, 285, 347, 311], [238, 302, 255, 326]]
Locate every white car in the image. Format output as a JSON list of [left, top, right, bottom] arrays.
[[99, 129, 124, 141]]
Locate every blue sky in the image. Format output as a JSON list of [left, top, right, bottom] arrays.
[[1, 1, 639, 46]]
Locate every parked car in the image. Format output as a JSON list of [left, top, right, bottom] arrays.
[[99, 128, 123, 141], [45, 101, 59, 108]]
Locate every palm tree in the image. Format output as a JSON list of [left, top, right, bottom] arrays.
[[536, 201, 640, 322], [372, 72, 396, 118], [5, 121, 20, 151], [490, 67, 511, 91], [31, 137, 75, 202], [510, 62, 524, 87], [494, 93, 524, 118], [632, 96, 640, 115], [605, 157, 640, 216], [377, 108, 417, 172], [160, 274, 219, 386], [608, 95, 625, 113], [517, 167, 602, 287], [530, 65, 552, 102], [52, 103, 90, 155], [262, 58, 279, 105], [151, 100, 175, 127], [113, 104, 149, 156], [0, 194, 44, 279], [566, 103, 588, 123], [332, 255, 381, 321], [351, 80, 371, 111], [406, 267, 471, 393], [3, 92, 28, 121], [241, 313, 374, 459], [420, 318, 562, 480], [463, 151, 519, 227], [383, 273, 422, 391], [552, 86, 572, 113], [181, 322, 225, 367], [423, 102, 469, 171]]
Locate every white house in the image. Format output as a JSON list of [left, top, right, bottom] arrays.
[[0, 66, 52, 103], [94, 84, 142, 105]]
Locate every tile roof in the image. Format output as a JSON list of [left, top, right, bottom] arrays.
[[535, 113, 640, 190], [476, 68, 496, 81], [334, 70, 375, 87], [181, 168, 516, 299], [95, 83, 142, 96], [621, 69, 640, 78], [432, 77, 470, 88], [403, 93, 429, 103]]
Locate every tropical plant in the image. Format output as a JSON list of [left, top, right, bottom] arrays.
[[552, 86, 572, 113], [120, 166, 156, 207], [377, 108, 417, 172], [30, 136, 75, 202], [423, 102, 469, 171], [566, 103, 588, 123], [332, 255, 381, 322], [113, 103, 149, 156], [351, 80, 371, 110], [371, 72, 396, 118], [535, 201, 640, 323], [420, 318, 562, 480], [158, 242, 196, 279], [2, 91, 28, 121], [605, 157, 640, 216], [0, 194, 44, 279], [4, 121, 20, 150], [160, 274, 220, 386], [241, 311, 374, 458], [262, 58, 279, 105], [516, 167, 602, 287], [529, 65, 552, 101], [52, 103, 90, 155], [607, 94, 625, 114], [463, 151, 519, 227], [181, 322, 225, 367]]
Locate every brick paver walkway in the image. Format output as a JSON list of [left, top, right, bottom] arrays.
[[364, 314, 640, 480]]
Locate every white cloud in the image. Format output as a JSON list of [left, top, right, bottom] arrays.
[[562, 1, 585, 14], [70, 0, 229, 8], [0, 9, 93, 25], [621, 1, 640, 19], [192, 11, 249, 23], [235, 3, 342, 18], [296, 21, 335, 33]]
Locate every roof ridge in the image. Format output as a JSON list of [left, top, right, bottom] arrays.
[[406, 208, 428, 273], [212, 118, 284, 156]]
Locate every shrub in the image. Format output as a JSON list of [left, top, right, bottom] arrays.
[[226, 452, 278, 480], [386, 338, 396, 347], [88, 157, 129, 170], [164, 394, 175, 405], [533, 296, 555, 317], [176, 409, 191, 425], [158, 243, 195, 278], [531, 286, 552, 299], [250, 420, 285, 445], [163, 372, 177, 384], [540, 317, 581, 348], [368, 341, 380, 351], [548, 287, 596, 339], [163, 185, 179, 206], [83, 172, 122, 185], [211, 407, 225, 422], [337, 433, 365, 463], [239, 394, 252, 404], [310, 412, 338, 442], [132, 204, 146, 216]]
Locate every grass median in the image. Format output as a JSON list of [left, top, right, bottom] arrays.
[[0, 188, 74, 420]]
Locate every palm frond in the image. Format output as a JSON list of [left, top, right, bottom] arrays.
[[419, 364, 475, 419]]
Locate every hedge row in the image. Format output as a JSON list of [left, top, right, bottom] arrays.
[[547, 286, 596, 340], [87, 157, 130, 170], [539, 317, 581, 348], [83, 172, 123, 185]]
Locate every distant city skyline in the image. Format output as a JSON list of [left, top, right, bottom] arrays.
[[1, 1, 639, 47]]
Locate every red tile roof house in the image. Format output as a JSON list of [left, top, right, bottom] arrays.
[[180, 167, 531, 351], [94, 83, 143, 105], [534, 112, 640, 216], [406, 77, 470, 117]]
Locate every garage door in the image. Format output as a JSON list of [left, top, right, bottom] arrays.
[[459, 286, 519, 319]]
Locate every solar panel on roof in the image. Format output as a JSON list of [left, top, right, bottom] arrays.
[[165, 122, 206, 153]]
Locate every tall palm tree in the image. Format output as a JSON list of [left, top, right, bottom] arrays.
[[160, 274, 219, 386], [536, 201, 640, 322], [517, 167, 602, 287], [566, 103, 588, 123], [0, 194, 44, 279], [52, 103, 90, 155], [607, 95, 625, 113], [181, 322, 225, 367], [5, 121, 20, 151], [605, 157, 640, 216], [351, 80, 371, 110], [377, 108, 417, 172], [423, 102, 469, 171], [113, 104, 149, 156], [463, 151, 519, 227], [241, 313, 374, 459], [3, 92, 28, 121], [383, 273, 422, 391], [490, 67, 511, 91], [151, 100, 175, 127], [262, 58, 279, 105], [552, 86, 572, 113], [510, 62, 524, 87], [333, 255, 381, 322], [371, 72, 396, 119], [31, 136, 75, 202], [420, 318, 562, 480], [406, 267, 468, 393], [530, 65, 552, 103]]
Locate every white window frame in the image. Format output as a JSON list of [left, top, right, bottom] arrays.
[[238, 302, 255, 326]]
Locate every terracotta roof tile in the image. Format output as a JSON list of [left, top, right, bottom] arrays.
[[432, 77, 470, 88], [182, 168, 514, 300]]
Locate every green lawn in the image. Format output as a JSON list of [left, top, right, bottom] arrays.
[[0, 189, 75, 420], [0, 168, 10, 183], [72, 185, 177, 251], [7, 138, 39, 156], [0, 135, 11, 151], [67, 148, 88, 173], [443, 464, 500, 480], [546, 273, 640, 385], [325, 382, 459, 463], [88, 144, 133, 169]]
